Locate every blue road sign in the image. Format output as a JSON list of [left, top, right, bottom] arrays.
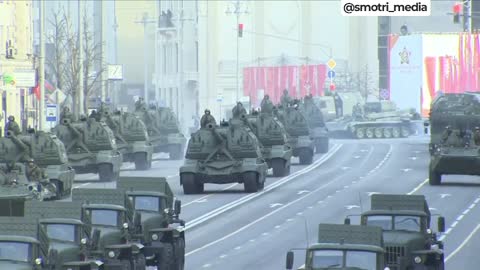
[[327, 70, 336, 79]]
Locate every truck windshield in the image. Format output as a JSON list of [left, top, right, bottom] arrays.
[[134, 196, 160, 212], [46, 224, 76, 242], [311, 250, 377, 269], [366, 215, 421, 232], [91, 210, 118, 226], [0, 242, 31, 262]]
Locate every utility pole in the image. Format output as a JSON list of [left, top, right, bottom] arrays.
[[78, 0, 84, 116], [135, 13, 156, 105], [154, 3, 159, 103], [178, 9, 185, 129], [113, 0, 119, 107], [39, 0, 46, 131], [100, 1, 106, 102], [226, 0, 249, 102]]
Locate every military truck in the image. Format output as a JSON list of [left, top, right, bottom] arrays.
[[299, 98, 329, 153], [134, 104, 186, 160], [286, 223, 387, 270], [346, 194, 445, 270], [426, 92, 480, 185], [0, 216, 59, 269], [99, 108, 153, 170], [72, 188, 146, 268], [275, 105, 314, 165], [246, 112, 292, 177], [117, 176, 185, 270], [0, 130, 74, 198], [180, 120, 268, 194], [53, 118, 122, 182]]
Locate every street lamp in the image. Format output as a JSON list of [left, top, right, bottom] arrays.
[[225, 0, 249, 102], [135, 13, 157, 105]]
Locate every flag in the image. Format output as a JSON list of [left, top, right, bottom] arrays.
[[33, 84, 40, 99], [316, 64, 327, 96]]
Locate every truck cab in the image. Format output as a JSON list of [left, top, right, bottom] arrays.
[[286, 223, 388, 270]]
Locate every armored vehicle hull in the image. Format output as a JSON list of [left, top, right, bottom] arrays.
[[180, 123, 268, 194], [0, 131, 74, 198], [429, 147, 480, 185], [300, 99, 330, 153], [247, 114, 292, 177], [339, 118, 413, 139], [275, 107, 314, 165], [53, 119, 123, 182]]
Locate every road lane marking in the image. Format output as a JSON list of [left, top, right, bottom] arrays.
[[297, 190, 310, 195], [270, 203, 283, 208], [445, 223, 480, 262], [366, 145, 393, 176], [438, 194, 480, 241], [440, 193, 451, 199], [183, 183, 238, 207], [184, 144, 343, 230], [407, 178, 428, 195]]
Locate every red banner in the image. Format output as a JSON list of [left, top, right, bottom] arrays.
[[299, 65, 308, 97], [307, 65, 316, 96], [272, 67, 280, 103], [243, 67, 253, 97], [279, 66, 288, 94], [288, 66, 297, 98], [316, 65, 327, 96], [424, 57, 437, 99], [438, 56, 447, 93]]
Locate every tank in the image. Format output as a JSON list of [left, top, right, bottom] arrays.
[[275, 106, 314, 165], [179, 120, 268, 194], [246, 113, 293, 177], [99, 108, 153, 170], [427, 92, 480, 185], [299, 98, 329, 153], [0, 130, 74, 199], [134, 104, 186, 160], [52, 118, 122, 182]]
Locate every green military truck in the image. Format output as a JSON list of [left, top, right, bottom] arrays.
[[117, 176, 185, 270], [72, 188, 146, 269], [347, 194, 445, 270], [0, 216, 59, 269], [286, 223, 387, 270]]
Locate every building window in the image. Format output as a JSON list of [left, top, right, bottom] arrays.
[[175, 42, 179, 73], [195, 41, 199, 72]]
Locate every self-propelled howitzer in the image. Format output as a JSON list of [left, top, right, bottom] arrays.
[[52, 118, 122, 182]]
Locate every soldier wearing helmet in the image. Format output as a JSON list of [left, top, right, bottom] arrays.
[[5, 115, 20, 136], [201, 109, 216, 128], [25, 158, 47, 182], [232, 102, 247, 118]]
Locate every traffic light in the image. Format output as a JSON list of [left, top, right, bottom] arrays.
[[453, 3, 462, 24], [329, 83, 336, 91], [238, 23, 244, 37]]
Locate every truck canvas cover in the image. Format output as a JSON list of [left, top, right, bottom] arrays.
[[117, 176, 172, 197], [25, 201, 84, 220], [72, 188, 127, 206], [318, 223, 383, 247], [371, 194, 428, 214]]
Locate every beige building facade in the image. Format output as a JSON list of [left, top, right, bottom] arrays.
[[0, 0, 35, 132]]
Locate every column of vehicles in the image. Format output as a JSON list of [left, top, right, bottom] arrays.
[[0, 176, 186, 270], [315, 91, 422, 139], [286, 194, 446, 270], [179, 92, 330, 194]]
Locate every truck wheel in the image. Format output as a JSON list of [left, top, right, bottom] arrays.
[[401, 126, 410, 137], [169, 145, 184, 160], [271, 159, 288, 177], [174, 238, 185, 270], [98, 164, 114, 182], [365, 128, 375, 139], [355, 128, 365, 139], [315, 138, 329, 154], [298, 149, 313, 165], [383, 128, 393, 138], [243, 171, 259, 193], [374, 128, 383, 138], [429, 170, 442, 186], [157, 243, 175, 270], [181, 173, 203, 194], [392, 127, 401, 138], [134, 152, 150, 171], [132, 254, 146, 270]]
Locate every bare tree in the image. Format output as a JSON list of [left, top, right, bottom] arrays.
[[45, 8, 106, 115]]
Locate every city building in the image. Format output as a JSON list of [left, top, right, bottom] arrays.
[[0, 0, 35, 132]]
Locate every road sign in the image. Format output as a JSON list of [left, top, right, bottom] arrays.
[[216, 93, 223, 102], [327, 70, 336, 79], [14, 69, 36, 87], [327, 59, 336, 70], [46, 104, 57, 122], [379, 88, 390, 100], [329, 83, 336, 91]]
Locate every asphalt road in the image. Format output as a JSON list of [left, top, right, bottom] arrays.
[[69, 136, 479, 269]]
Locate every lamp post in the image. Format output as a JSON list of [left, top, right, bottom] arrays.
[[135, 13, 157, 105], [225, 1, 249, 102]]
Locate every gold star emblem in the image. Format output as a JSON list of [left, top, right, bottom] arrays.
[[399, 47, 411, 64]]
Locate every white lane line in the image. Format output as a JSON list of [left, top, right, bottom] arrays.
[[366, 145, 393, 176], [184, 144, 343, 230], [407, 178, 428, 195], [456, 215, 464, 221], [219, 254, 227, 259], [445, 223, 480, 262], [183, 183, 238, 207], [451, 221, 458, 228], [438, 195, 480, 242]]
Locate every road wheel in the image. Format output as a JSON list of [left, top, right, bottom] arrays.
[[429, 170, 442, 186], [174, 238, 185, 270], [98, 163, 114, 182], [271, 158, 287, 177], [401, 126, 410, 137], [132, 254, 146, 270], [134, 152, 150, 170], [374, 128, 383, 138], [383, 128, 393, 138], [298, 149, 313, 165], [392, 127, 401, 138], [243, 171, 259, 193], [157, 243, 175, 270], [181, 173, 202, 194], [169, 145, 184, 160], [355, 128, 365, 139], [365, 128, 375, 139], [315, 138, 329, 154]]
